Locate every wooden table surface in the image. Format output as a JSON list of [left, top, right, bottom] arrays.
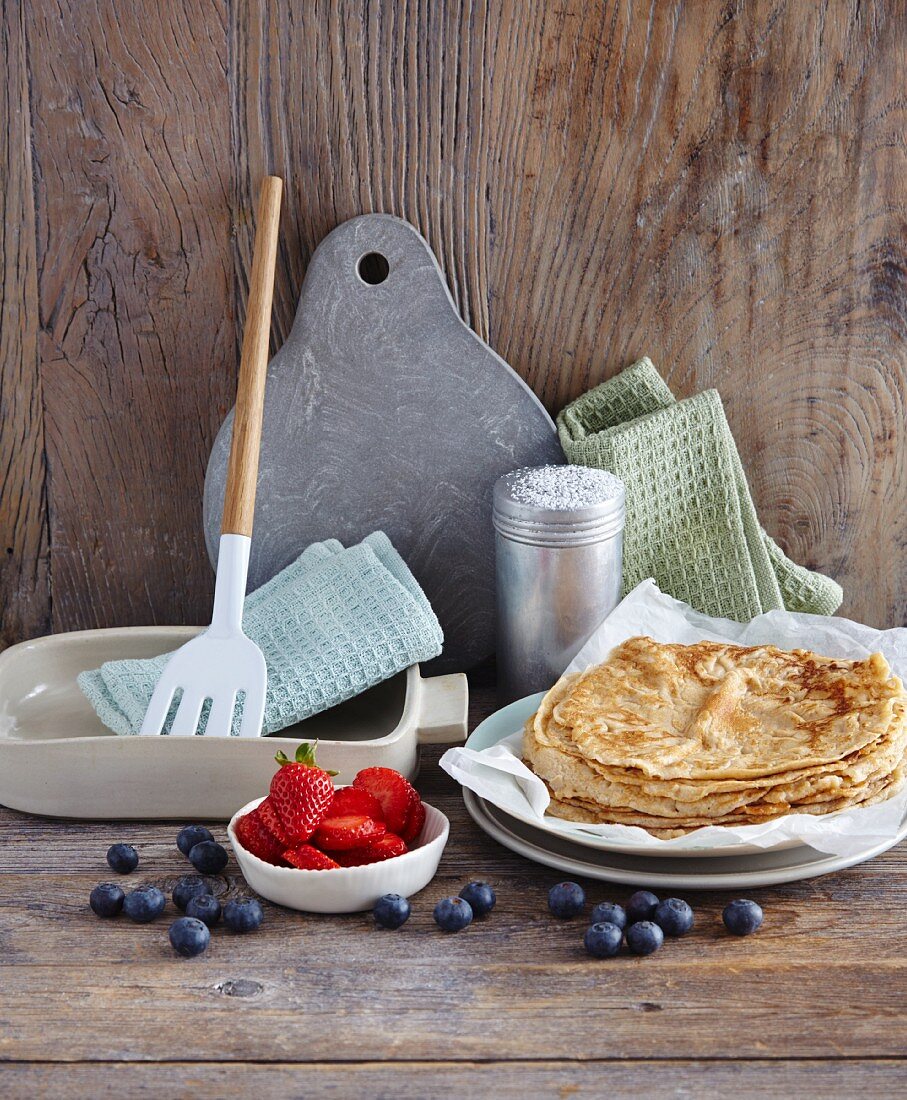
[[2, 677, 906, 1098]]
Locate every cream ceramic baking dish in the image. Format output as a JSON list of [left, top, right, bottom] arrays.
[[0, 627, 468, 819]]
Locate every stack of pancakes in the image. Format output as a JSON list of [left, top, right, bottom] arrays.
[[524, 636, 907, 837]]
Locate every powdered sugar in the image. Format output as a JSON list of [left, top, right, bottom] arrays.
[[505, 465, 624, 511]]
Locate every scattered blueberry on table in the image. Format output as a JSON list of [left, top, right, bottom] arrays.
[[172, 875, 212, 912], [177, 825, 214, 857], [584, 921, 623, 958], [626, 920, 664, 956], [548, 881, 586, 919], [723, 899, 763, 936], [626, 889, 659, 923], [106, 843, 139, 874], [223, 898, 264, 933], [169, 916, 211, 957], [590, 901, 627, 930], [653, 897, 694, 936], [185, 894, 222, 928], [459, 881, 496, 917], [373, 893, 411, 930], [187, 840, 228, 875], [89, 882, 125, 918], [123, 885, 166, 924], [433, 896, 473, 932]]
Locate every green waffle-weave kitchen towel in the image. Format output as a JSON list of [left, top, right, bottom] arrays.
[[557, 358, 843, 621], [78, 532, 444, 736]]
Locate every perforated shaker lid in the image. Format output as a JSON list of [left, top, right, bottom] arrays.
[[492, 465, 625, 546]]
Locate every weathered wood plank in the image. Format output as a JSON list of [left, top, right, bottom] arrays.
[[230, 0, 906, 628], [6, 0, 905, 641], [0, 958, 905, 1062], [0, 0, 50, 648], [2, 1060, 906, 1099], [482, 0, 907, 628], [230, 0, 493, 349], [1, 731, 906, 1064], [26, 0, 235, 632]]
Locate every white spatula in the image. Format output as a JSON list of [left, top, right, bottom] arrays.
[[140, 176, 282, 737]]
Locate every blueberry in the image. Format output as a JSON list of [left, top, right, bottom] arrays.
[[172, 875, 211, 912], [168, 916, 210, 957], [373, 893, 411, 930], [223, 898, 264, 933], [626, 889, 659, 923], [122, 885, 166, 923], [458, 881, 496, 917], [433, 896, 473, 932], [591, 901, 627, 930], [723, 899, 763, 936], [90, 882, 125, 917], [177, 825, 214, 856], [106, 843, 139, 874], [185, 893, 222, 928], [584, 921, 623, 958], [653, 897, 694, 936], [548, 881, 585, 919], [626, 920, 664, 956], [188, 840, 228, 875]]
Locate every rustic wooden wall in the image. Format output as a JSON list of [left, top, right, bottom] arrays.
[[2, 0, 905, 648]]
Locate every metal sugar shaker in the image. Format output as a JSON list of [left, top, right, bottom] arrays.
[[493, 465, 626, 703]]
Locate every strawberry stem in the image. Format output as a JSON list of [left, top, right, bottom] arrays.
[[274, 742, 337, 776]]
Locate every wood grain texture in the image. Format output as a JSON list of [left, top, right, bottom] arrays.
[[1, 0, 903, 639], [221, 175, 281, 536], [231, 0, 907, 630], [0, 0, 50, 647], [3, 1060, 907, 1100], [481, 0, 907, 628], [26, 0, 235, 631], [1, 683, 907, 1070]]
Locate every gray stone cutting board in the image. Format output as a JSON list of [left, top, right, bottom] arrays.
[[204, 214, 563, 670]]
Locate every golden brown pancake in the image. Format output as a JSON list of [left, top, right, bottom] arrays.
[[523, 636, 907, 834]]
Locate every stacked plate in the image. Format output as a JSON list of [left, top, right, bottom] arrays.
[[462, 696, 907, 889]]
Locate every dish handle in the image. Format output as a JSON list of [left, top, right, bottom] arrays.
[[416, 673, 468, 744]]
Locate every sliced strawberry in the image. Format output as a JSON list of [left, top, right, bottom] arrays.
[[234, 808, 288, 865], [333, 833, 408, 867], [269, 742, 336, 843], [352, 768, 418, 834], [312, 813, 386, 852], [329, 785, 384, 822], [257, 796, 291, 847], [284, 844, 340, 871], [400, 798, 426, 843]]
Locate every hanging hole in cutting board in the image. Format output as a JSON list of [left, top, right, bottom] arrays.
[[357, 251, 390, 285]]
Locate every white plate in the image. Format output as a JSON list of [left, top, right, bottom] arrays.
[[466, 693, 812, 858], [229, 795, 449, 913], [463, 789, 907, 890]]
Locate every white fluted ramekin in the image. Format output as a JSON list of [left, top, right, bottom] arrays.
[[228, 795, 449, 913]]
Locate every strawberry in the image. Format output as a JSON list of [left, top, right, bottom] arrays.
[[269, 742, 337, 844], [400, 797, 426, 843], [234, 808, 287, 866], [329, 785, 385, 821], [284, 844, 340, 871], [312, 813, 386, 851], [352, 767, 418, 834], [333, 833, 408, 867], [257, 796, 291, 847]]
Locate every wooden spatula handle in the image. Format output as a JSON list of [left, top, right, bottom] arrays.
[[222, 175, 283, 536]]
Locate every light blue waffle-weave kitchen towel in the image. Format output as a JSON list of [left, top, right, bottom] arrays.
[[78, 532, 444, 736]]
